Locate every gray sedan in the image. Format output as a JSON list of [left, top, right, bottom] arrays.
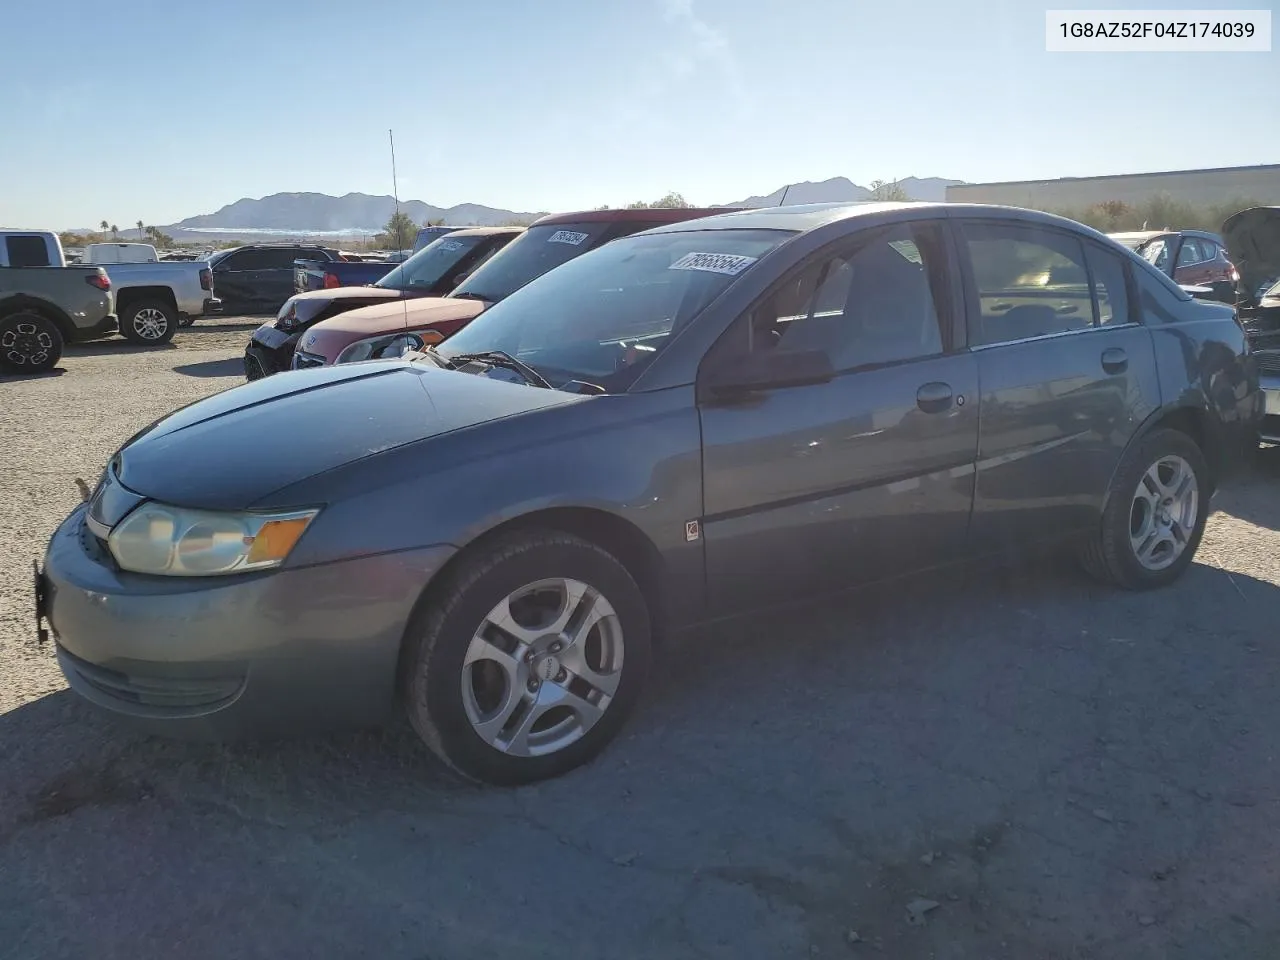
[[37, 202, 1261, 785]]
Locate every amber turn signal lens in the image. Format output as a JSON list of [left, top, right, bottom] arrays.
[[246, 517, 313, 565]]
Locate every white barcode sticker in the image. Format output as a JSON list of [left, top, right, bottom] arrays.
[[548, 230, 590, 245], [669, 252, 758, 276], [437, 239, 463, 251]]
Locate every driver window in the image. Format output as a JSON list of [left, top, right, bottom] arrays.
[[738, 223, 948, 370]]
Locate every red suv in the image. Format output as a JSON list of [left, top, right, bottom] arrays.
[[290, 207, 736, 369], [1110, 229, 1239, 297]]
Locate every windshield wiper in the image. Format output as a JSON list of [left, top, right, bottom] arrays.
[[445, 350, 554, 389], [449, 291, 491, 302], [407, 347, 451, 369]]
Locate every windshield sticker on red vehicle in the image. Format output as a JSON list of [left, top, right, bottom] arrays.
[[547, 230, 590, 245], [668, 252, 758, 276]]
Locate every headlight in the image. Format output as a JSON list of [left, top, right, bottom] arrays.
[[108, 503, 319, 576], [334, 332, 425, 365], [277, 301, 299, 330]]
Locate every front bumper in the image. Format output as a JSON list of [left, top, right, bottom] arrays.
[[244, 323, 301, 379], [40, 505, 455, 739]]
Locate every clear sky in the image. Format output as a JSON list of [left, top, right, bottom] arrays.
[[2, 0, 1277, 229]]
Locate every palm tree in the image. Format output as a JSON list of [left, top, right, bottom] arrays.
[[110, 224, 119, 240], [136, 220, 144, 240], [99, 220, 109, 233]]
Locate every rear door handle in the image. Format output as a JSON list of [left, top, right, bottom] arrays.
[[917, 381, 954, 413], [1101, 347, 1128, 374]]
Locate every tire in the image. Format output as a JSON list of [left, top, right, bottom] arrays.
[[1080, 428, 1210, 590], [0, 311, 64, 374], [119, 299, 178, 345], [402, 530, 652, 786]]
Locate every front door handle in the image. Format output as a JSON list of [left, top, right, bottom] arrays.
[[917, 381, 953, 413], [1101, 347, 1128, 374]]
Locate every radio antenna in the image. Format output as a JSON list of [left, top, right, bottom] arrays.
[[389, 129, 403, 257]]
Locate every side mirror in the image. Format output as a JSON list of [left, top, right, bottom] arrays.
[[451, 270, 472, 286], [704, 348, 834, 399]]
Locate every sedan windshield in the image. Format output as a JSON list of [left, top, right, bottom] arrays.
[[448, 222, 614, 303], [375, 234, 483, 290], [435, 228, 792, 392]]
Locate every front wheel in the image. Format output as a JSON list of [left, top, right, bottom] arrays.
[[402, 531, 652, 785], [120, 299, 178, 345], [0, 311, 64, 373], [1080, 428, 1210, 589]]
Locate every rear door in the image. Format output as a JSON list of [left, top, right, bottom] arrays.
[[259, 248, 313, 309], [954, 219, 1161, 551], [697, 220, 979, 612]]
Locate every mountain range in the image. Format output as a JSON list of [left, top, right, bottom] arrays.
[[143, 176, 965, 239], [726, 176, 963, 207]]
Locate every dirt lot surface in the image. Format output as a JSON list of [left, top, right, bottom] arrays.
[[2, 318, 1280, 959]]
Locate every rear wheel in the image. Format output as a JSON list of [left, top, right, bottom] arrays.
[[1080, 428, 1209, 589], [120, 299, 177, 345], [402, 530, 652, 785], [0, 311, 63, 374]]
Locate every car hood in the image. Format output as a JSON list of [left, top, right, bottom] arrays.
[[290, 287, 402, 305], [314, 296, 487, 336], [297, 297, 489, 362], [114, 360, 585, 510], [1222, 206, 1280, 302]]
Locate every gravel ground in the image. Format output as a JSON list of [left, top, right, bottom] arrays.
[[2, 318, 1279, 959]]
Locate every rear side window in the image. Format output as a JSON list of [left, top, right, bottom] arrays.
[[1176, 238, 1205, 266], [261, 248, 310, 269], [5, 235, 52, 268], [960, 223, 1094, 345], [1084, 244, 1131, 326]]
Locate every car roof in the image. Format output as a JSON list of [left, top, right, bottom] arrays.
[[638, 201, 931, 234], [437, 226, 525, 237], [531, 207, 742, 227]]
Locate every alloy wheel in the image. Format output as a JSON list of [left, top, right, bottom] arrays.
[[1, 321, 53, 367], [461, 577, 624, 758], [1129, 454, 1199, 571], [132, 307, 170, 341]]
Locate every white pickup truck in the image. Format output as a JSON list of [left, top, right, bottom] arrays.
[[0, 230, 221, 346]]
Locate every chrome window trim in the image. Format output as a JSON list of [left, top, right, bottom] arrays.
[[969, 321, 1141, 352]]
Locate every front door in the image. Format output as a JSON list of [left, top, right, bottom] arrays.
[[697, 220, 979, 614], [953, 219, 1162, 551], [213, 249, 269, 312]]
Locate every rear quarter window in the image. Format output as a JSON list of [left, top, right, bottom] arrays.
[[5, 235, 52, 268]]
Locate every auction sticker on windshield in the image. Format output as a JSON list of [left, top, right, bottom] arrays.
[[437, 240, 463, 251], [669, 252, 758, 276], [548, 230, 590, 245]]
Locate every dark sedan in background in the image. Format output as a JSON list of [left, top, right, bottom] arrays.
[[243, 227, 522, 379], [38, 203, 1259, 786]]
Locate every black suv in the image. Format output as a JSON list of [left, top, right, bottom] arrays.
[[209, 243, 342, 314]]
